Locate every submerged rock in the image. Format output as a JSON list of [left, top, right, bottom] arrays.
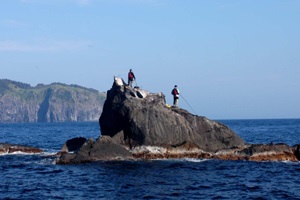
[[0, 143, 43, 154]]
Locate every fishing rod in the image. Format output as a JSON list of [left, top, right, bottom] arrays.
[[180, 94, 198, 115]]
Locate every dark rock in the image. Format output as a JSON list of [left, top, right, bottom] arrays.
[[60, 137, 87, 153], [213, 143, 299, 162], [56, 136, 133, 164], [0, 143, 43, 154], [99, 77, 245, 152], [294, 144, 300, 160]]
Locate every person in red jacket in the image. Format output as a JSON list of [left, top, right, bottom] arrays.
[[128, 69, 135, 87], [171, 85, 180, 107]]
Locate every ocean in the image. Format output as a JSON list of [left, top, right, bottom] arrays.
[[1, 119, 300, 199]]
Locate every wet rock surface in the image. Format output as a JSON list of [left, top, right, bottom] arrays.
[[213, 143, 299, 162], [0, 143, 43, 154], [56, 136, 133, 164]]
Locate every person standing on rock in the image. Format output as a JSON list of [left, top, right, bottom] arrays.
[[128, 69, 136, 87], [171, 85, 180, 107]]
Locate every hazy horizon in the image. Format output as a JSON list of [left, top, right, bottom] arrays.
[[1, 0, 299, 119]]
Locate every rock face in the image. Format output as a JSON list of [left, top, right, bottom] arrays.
[[99, 77, 245, 152], [59, 137, 87, 153], [56, 136, 132, 164], [0, 143, 43, 154], [0, 79, 106, 122]]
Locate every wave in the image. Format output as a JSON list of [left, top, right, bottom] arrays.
[[182, 158, 210, 163], [0, 151, 42, 156], [0, 149, 57, 156]]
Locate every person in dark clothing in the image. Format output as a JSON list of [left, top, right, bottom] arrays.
[[128, 69, 135, 87], [171, 85, 180, 107]]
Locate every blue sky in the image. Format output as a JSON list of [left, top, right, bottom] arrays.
[[1, 0, 299, 119]]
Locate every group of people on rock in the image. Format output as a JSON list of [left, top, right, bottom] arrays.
[[127, 69, 180, 107]]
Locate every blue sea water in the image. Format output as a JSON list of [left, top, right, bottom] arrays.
[[1, 119, 300, 200]]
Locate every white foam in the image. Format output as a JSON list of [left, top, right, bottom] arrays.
[[0, 150, 55, 156], [131, 145, 207, 155], [41, 152, 57, 156], [131, 146, 167, 154], [183, 158, 210, 163], [37, 158, 57, 165], [10, 151, 43, 155], [147, 158, 210, 163], [0, 151, 9, 156], [281, 160, 300, 164]]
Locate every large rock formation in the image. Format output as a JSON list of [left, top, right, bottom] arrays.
[[56, 77, 300, 164], [0, 79, 106, 122], [99, 77, 245, 152]]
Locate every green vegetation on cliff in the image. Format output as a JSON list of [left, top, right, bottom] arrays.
[[0, 79, 106, 123]]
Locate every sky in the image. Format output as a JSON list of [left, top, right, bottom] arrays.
[[1, 0, 299, 119]]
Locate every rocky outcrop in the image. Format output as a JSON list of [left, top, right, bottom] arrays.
[[55, 77, 300, 164], [0, 143, 43, 154], [99, 77, 245, 152], [0, 79, 106, 122], [130, 143, 300, 162], [56, 140, 300, 164], [56, 136, 133, 164]]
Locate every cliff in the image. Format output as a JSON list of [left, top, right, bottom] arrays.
[[0, 79, 106, 122]]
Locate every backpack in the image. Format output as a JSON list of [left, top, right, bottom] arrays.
[[171, 89, 176, 95], [128, 72, 134, 79]]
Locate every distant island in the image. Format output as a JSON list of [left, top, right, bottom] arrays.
[[0, 79, 106, 123]]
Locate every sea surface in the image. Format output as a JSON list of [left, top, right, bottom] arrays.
[[1, 119, 300, 200]]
